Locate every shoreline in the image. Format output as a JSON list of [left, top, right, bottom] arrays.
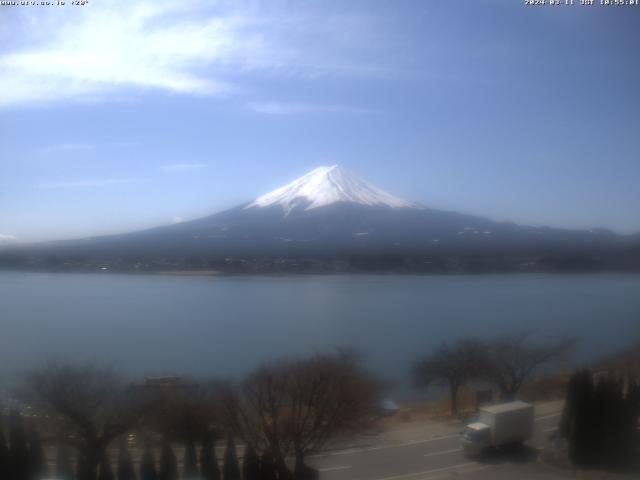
[[2, 267, 640, 277], [154, 270, 222, 276]]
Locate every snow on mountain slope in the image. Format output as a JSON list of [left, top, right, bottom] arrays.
[[245, 165, 420, 214]]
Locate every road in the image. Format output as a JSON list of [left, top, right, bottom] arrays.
[[308, 411, 565, 480]]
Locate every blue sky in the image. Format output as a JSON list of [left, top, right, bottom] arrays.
[[1, 0, 639, 242]]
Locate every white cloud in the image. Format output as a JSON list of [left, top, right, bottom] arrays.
[[36, 178, 143, 189], [0, 1, 401, 108], [0, 1, 259, 107], [0, 234, 17, 242], [248, 102, 380, 116], [161, 163, 206, 172], [172, 216, 185, 224]]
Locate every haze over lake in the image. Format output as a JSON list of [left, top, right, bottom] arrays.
[[2, 272, 639, 389]]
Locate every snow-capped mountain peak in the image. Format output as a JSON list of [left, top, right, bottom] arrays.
[[245, 165, 420, 214]]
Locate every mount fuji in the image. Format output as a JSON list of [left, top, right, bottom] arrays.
[[245, 165, 418, 213], [3, 165, 635, 272]]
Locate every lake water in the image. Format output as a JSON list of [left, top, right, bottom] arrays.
[[1, 272, 639, 391]]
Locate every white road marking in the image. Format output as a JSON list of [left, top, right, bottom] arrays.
[[535, 412, 562, 421], [318, 465, 352, 472], [374, 462, 477, 480], [424, 464, 492, 479], [309, 434, 461, 458], [423, 448, 461, 457], [543, 427, 558, 433]]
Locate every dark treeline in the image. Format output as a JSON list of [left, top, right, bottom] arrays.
[[0, 350, 380, 480], [3, 249, 640, 275], [0, 409, 48, 480], [413, 332, 576, 414], [560, 370, 640, 469]]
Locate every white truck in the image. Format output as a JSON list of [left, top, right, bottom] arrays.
[[461, 401, 534, 456]]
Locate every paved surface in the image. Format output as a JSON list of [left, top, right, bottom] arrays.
[[308, 407, 569, 480]]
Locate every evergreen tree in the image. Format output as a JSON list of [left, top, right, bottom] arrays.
[[222, 436, 240, 480], [76, 453, 92, 480], [0, 420, 9, 480], [563, 370, 640, 468], [625, 376, 640, 457], [9, 411, 30, 480], [183, 438, 198, 478], [590, 375, 610, 464], [628, 377, 640, 417], [139, 444, 157, 480], [241, 444, 259, 480], [27, 423, 48, 480], [116, 440, 136, 480], [274, 456, 290, 480], [55, 444, 75, 480], [199, 433, 220, 480], [609, 375, 627, 465], [564, 370, 595, 466], [158, 440, 177, 480], [98, 451, 115, 480], [258, 451, 276, 480], [559, 371, 577, 438]]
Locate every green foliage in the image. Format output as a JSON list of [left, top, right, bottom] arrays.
[[222, 436, 240, 480]]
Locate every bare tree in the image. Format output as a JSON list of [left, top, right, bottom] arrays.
[[23, 363, 142, 480], [143, 380, 223, 445], [286, 351, 380, 473], [413, 339, 488, 415], [224, 351, 380, 476], [485, 332, 576, 399], [222, 363, 291, 471]]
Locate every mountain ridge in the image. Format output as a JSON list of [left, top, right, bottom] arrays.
[[1, 166, 639, 273]]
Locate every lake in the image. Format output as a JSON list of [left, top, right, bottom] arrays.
[[1, 272, 639, 391]]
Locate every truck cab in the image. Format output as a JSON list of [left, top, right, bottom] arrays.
[[461, 422, 492, 456]]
